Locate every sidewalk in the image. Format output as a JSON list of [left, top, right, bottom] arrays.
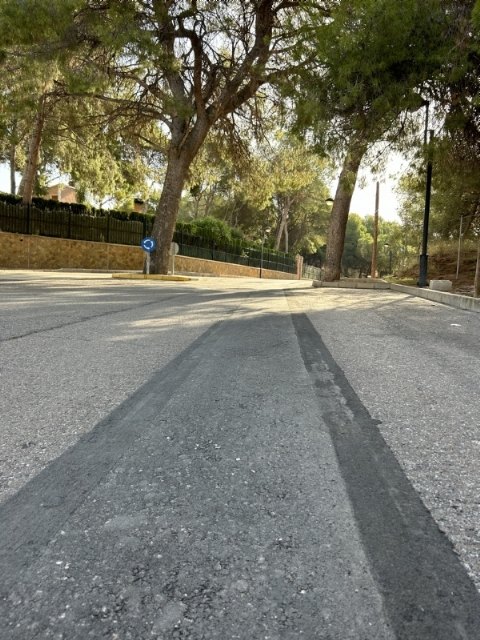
[[313, 276, 480, 313]]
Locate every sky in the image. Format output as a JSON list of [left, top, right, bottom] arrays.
[[345, 151, 414, 223], [350, 172, 401, 222], [0, 167, 17, 197]]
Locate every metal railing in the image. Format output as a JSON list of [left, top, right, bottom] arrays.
[[172, 230, 296, 273], [0, 201, 297, 274], [0, 202, 145, 245]]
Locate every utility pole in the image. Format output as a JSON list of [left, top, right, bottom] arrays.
[[371, 181, 379, 278]]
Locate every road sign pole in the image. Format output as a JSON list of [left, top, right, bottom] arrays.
[[169, 242, 179, 276], [140, 237, 156, 275]]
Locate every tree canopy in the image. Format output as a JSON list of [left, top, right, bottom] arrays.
[[289, 0, 452, 279], [1, 0, 314, 271]]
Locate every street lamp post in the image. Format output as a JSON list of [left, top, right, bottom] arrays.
[[371, 182, 380, 278], [456, 215, 464, 280], [418, 100, 433, 287]]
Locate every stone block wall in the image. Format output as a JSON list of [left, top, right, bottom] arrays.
[[0, 232, 143, 270], [172, 255, 296, 279], [0, 232, 298, 279]]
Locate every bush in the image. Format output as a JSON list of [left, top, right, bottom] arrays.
[[0, 192, 21, 205], [231, 227, 245, 241], [175, 220, 195, 235], [190, 216, 233, 244]]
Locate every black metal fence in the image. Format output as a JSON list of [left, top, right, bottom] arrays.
[[0, 201, 296, 274], [0, 201, 146, 245], [172, 230, 296, 273]]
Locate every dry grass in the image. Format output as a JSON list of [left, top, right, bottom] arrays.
[[397, 240, 479, 296]]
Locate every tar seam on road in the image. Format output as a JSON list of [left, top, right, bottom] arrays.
[[0, 319, 224, 583], [291, 312, 480, 640], [0, 293, 182, 343]]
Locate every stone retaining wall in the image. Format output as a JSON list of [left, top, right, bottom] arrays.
[[0, 232, 143, 270], [172, 254, 297, 279], [0, 232, 298, 280]]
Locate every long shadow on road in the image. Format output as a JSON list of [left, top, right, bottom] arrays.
[[1, 296, 479, 639]]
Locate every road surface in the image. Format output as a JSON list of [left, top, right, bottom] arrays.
[[1, 271, 480, 639]]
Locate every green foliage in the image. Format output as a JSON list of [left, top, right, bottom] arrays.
[[341, 214, 371, 276], [396, 135, 480, 250], [175, 216, 294, 260], [0, 1, 80, 47], [396, 3, 480, 247], [338, 213, 405, 276], [188, 216, 236, 244], [0, 191, 22, 205], [178, 128, 332, 253], [294, 0, 450, 147]]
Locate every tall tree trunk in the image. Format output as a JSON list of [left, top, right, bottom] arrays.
[[19, 93, 48, 204], [274, 196, 291, 252], [150, 119, 209, 274], [150, 151, 190, 274], [323, 136, 367, 281], [193, 194, 201, 218], [274, 215, 286, 251], [9, 144, 16, 195]]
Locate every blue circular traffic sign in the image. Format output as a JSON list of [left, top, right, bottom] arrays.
[[140, 237, 156, 253]]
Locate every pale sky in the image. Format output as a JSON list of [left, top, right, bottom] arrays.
[[350, 173, 401, 222], [346, 151, 413, 223], [0, 167, 18, 197]]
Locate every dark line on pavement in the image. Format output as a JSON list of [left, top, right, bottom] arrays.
[[291, 312, 480, 640], [0, 294, 182, 343], [0, 319, 223, 584]]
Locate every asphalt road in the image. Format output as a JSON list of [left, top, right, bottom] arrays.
[[1, 271, 480, 639]]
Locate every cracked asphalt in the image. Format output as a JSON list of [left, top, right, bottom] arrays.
[[1, 271, 480, 639]]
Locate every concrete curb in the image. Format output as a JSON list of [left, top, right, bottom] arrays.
[[312, 279, 480, 313], [312, 278, 390, 290], [112, 273, 193, 282], [390, 283, 480, 313]]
